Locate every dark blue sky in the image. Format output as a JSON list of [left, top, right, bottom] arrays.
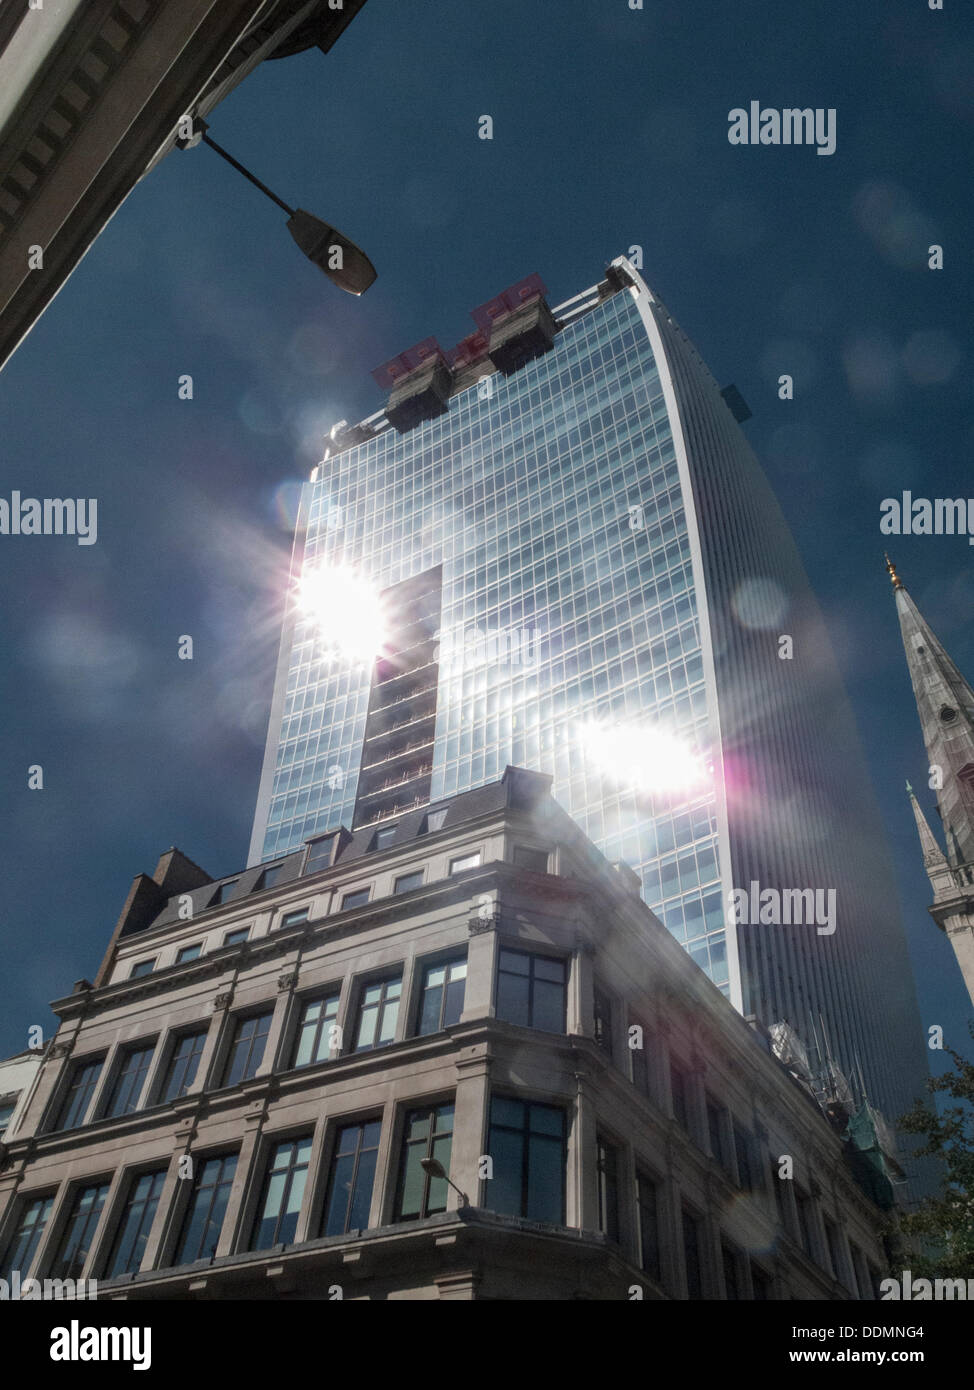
[[0, 0, 970, 1086]]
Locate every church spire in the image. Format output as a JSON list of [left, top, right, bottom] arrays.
[[891, 563, 974, 1006], [889, 560, 974, 870], [906, 782, 955, 896]]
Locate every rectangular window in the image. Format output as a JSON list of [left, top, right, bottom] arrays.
[[51, 1182, 110, 1280], [396, 1103, 455, 1220], [224, 928, 249, 947], [293, 993, 341, 1067], [160, 1030, 208, 1102], [57, 1058, 103, 1131], [130, 960, 154, 979], [250, 1136, 313, 1250], [670, 1061, 690, 1133], [223, 1012, 273, 1086], [213, 881, 237, 906], [770, 1153, 787, 1227], [596, 1136, 620, 1242], [0, 1101, 14, 1137], [341, 887, 370, 910], [394, 870, 424, 894], [795, 1188, 813, 1257], [354, 976, 402, 1051], [371, 827, 397, 851], [722, 1242, 742, 1300], [104, 1170, 167, 1278], [322, 1119, 381, 1236], [449, 852, 481, 874], [175, 1154, 238, 1265], [485, 1095, 565, 1224], [495, 948, 566, 1032], [682, 1207, 704, 1299], [707, 1098, 726, 1169], [416, 957, 467, 1035], [629, 1019, 650, 1097], [423, 809, 448, 834], [824, 1217, 845, 1284], [105, 1044, 155, 1118], [851, 1242, 871, 1300], [733, 1123, 754, 1190], [279, 908, 309, 929], [305, 836, 335, 874], [635, 1171, 661, 1281], [1, 1194, 54, 1280], [513, 845, 548, 873], [175, 944, 202, 965], [593, 984, 613, 1056], [257, 864, 284, 891]]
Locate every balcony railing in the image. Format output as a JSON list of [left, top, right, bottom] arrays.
[[359, 765, 433, 800]]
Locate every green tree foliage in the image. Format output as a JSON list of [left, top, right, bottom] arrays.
[[897, 1022, 974, 1278]]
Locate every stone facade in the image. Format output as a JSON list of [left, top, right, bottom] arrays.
[[0, 768, 890, 1300]]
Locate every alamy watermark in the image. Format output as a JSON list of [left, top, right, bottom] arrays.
[[727, 881, 836, 935], [0, 491, 97, 545], [880, 493, 974, 545], [434, 624, 540, 673], [0, 1271, 97, 1300], [881, 1270, 974, 1300], [728, 103, 836, 156]]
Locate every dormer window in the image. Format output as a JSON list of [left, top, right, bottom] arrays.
[[256, 864, 284, 891], [213, 881, 238, 906]]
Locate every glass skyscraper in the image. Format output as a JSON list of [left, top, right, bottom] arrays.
[[250, 257, 928, 1140]]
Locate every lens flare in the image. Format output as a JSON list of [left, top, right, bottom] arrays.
[[578, 718, 710, 795], [296, 564, 387, 664]]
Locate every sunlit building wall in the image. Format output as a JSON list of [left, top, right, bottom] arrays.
[[250, 258, 928, 1144]]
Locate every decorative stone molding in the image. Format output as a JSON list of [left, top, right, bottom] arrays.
[[468, 914, 500, 935], [278, 971, 298, 992], [213, 991, 233, 1011]]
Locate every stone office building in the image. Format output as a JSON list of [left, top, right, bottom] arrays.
[[0, 768, 891, 1300]]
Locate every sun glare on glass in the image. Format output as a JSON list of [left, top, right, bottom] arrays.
[[296, 564, 387, 664], [578, 718, 710, 795]]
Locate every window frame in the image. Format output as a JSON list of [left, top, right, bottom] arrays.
[[352, 972, 403, 1052], [49, 1179, 111, 1281], [512, 844, 549, 874], [249, 1134, 314, 1252], [222, 1009, 274, 1087], [1, 1192, 55, 1281], [292, 990, 342, 1068], [102, 1168, 168, 1279], [484, 1094, 566, 1225], [159, 1028, 209, 1103], [175, 943, 203, 965], [449, 851, 481, 875], [174, 1151, 238, 1266], [321, 1117, 383, 1237], [103, 1040, 156, 1119], [394, 1101, 456, 1222], [55, 1056, 105, 1132], [414, 953, 468, 1036], [393, 869, 425, 895], [494, 946, 567, 1033], [340, 886, 371, 911]]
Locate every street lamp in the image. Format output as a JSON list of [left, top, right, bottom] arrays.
[[179, 121, 376, 295], [420, 1156, 469, 1208]]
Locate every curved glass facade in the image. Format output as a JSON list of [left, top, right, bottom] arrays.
[[250, 260, 928, 1141]]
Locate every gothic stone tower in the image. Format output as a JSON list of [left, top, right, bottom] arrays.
[[888, 558, 974, 1005]]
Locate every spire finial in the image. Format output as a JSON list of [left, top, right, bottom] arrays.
[[885, 553, 904, 590], [906, 779, 913, 796]]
